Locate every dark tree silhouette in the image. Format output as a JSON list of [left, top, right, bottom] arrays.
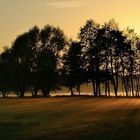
[[124, 28, 139, 96], [0, 48, 11, 97], [95, 27, 112, 96], [37, 48, 57, 97], [11, 26, 40, 97], [94, 20, 132, 97], [0, 47, 19, 97], [38, 25, 67, 96], [62, 41, 87, 96], [1, 20, 140, 98], [79, 20, 100, 96]]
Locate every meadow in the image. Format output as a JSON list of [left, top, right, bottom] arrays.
[[0, 97, 140, 140]]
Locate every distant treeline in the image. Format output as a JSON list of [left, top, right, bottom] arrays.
[[0, 19, 140, 98]]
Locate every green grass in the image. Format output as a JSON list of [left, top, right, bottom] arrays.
[[0, 97, 140, 140]]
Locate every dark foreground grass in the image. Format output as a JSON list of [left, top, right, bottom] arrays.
[[0, 97, 140, 140]]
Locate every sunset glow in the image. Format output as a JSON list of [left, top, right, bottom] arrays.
[[1, 0, 140, 50]]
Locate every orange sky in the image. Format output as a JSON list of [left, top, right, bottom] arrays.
[[1, 0, 140, 51]]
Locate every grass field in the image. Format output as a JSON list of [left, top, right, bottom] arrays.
[[0, 97, 140, 140]]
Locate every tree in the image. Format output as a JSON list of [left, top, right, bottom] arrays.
[[79, 20, 100, 96], [97, 20, 131, 97], [38, 25, 67, 96], [95, 27, 112, 96], [11, 26, 40, 97], [37, 48, 57, 97], [62, 41, 87, 96], [124, 28, 140, 96], [0, 47, 19, 97]]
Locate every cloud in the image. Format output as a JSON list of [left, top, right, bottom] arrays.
[[45, 0, 83, 8]]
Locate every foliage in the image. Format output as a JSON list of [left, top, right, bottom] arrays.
[[0, 19, 140, 97]]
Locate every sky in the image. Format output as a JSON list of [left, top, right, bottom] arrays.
[[1, 0, 140, 51]]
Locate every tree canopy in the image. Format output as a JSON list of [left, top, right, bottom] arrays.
[[1, 19, 140, 97]]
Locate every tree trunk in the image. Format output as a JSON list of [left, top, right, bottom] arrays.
[[135, 78, 139, 97], [2, 92, 6, 98], [92, 79, 97, 97], [122, 76, 128, 97], [107, 82, 110, 96], [41, 88, 50, 97], [130, 74, 134, 97], [105, 82, 107, 96], [96, 80, 101, 96], [19, 88, 25, 97], [110, 60, 118, 97], [76, 85, 81, 96], [112, 73, 118, 97], [70, 87, 74, 96], [32, 87, 38, 97]]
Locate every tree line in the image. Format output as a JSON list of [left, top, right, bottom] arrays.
[[1, 19, 140, 98]]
